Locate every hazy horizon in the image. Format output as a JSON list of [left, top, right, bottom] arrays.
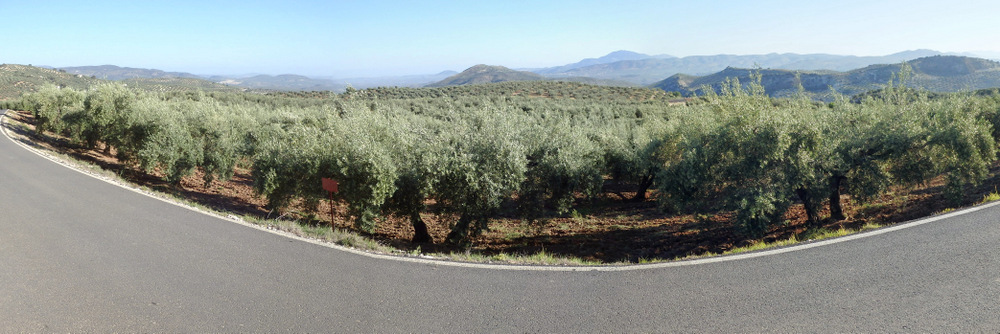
[[27, 49, 1000, 80], [3, 0, 999, 78]]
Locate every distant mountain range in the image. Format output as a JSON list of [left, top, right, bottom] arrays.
[[652, 55, 1000, 99], [20, 49, 1000, 94], [533, 49, 947, 85]]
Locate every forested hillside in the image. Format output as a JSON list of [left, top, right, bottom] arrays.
[[60, 65, 203, 80]]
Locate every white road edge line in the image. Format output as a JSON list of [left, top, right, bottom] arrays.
[[4, 109, 997, 272]]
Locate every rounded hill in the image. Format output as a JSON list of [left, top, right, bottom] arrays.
[[425, 64, 546, 87]]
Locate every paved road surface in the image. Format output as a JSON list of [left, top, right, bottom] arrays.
[[2, 111, 999, 332]]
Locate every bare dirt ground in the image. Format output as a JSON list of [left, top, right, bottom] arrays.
[[7, 109, 998, 263]]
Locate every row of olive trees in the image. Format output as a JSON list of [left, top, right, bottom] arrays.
[[250, 102, 629, 245], [654, 77, 998, 236], [22, 84, 664, 243], [20, 83, 252, 185], [21, 84, 645, 245], [243, 88, 680, 245], [17, 79, 1000, 244]]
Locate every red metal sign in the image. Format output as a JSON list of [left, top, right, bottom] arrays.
[[321, 177, 339, 193], [322, 177, 339, 230]]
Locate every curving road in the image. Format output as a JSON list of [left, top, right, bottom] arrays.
[[2, 110, 999, 332]]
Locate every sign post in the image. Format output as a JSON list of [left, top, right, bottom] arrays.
[[321, 178, 339, 230]]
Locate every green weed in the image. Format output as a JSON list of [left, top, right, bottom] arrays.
[[798, 227, 851, 241], [980, 191, 1000, 204]]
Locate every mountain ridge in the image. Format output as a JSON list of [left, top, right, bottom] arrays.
[[35, 49, 1000, 92], [536, 49, 946, 85], [651, 55, 1000, 99]]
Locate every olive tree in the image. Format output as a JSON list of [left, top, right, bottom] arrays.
[[657, 77, 826, 236], [823, 87, 996, 219], [436, 109, 528, 246], [77, 83, 136, 151], [252, 112, 398, 233], [518, 121, 604, 219], [21, 84, 83, 135], [383, 118, 448, 243]]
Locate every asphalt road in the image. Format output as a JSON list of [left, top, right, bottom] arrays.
[[2, 110, 999, 332]]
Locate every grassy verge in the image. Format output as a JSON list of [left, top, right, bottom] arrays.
[[436, 249, 611, 266], [672, 222, 886, 262]]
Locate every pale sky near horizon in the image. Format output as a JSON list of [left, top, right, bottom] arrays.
[[2, 0, 998, 77]]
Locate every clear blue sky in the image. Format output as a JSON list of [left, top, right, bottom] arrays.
[[2, 0, 998, 77]]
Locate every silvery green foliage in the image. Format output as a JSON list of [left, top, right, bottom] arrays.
[[594, 117, 671, 202], [78, 83, 135, 150], [128, 98, 203, 183], [825, 83, 996, 208], [382, 116, 449, 242], [20, 84, 83, 135], [436, 109, 528, 245], [699, 78, 821, 236], [20, 79, 998, 243], [518, 119, 604, 220], [658, 74, 997, 237], [252, 109, 398, 233]]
